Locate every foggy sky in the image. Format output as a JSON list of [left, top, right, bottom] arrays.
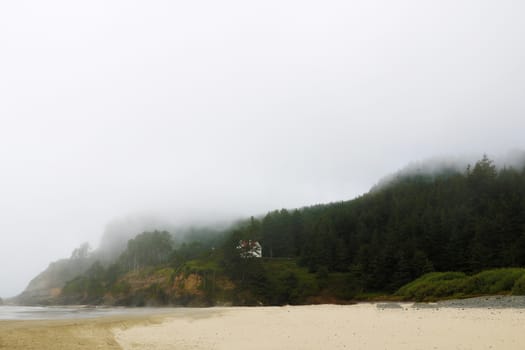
[[1, 0, 525, 297]]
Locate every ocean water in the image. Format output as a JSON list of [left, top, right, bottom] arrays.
[[0, 305, 172, 320]]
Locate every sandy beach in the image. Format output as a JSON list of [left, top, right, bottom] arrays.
[[1, 303, 525, 349]]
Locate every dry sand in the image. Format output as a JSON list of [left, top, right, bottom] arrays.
[[2, 304, 525, 349], [114, 304, 525, 350]]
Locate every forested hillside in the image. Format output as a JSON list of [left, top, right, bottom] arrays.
[[22, 155, 525, 306], [225, 155, 525, 294]]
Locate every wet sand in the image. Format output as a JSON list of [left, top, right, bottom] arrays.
[[0, 314, 147, 350], [2, 304, 525, 349]]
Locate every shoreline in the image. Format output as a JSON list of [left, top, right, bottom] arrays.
[[0, 313, 154, 350], [1, 299, 525, 349], [0, 307, 227, 349]]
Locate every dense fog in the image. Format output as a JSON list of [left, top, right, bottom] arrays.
[[1, 0, 525, 297]]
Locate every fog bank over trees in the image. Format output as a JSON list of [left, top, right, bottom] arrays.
[[2, 0, 525, 298], [373, 150, 525, 191]]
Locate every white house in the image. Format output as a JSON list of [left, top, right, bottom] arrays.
[[237, 240, 262, 258]]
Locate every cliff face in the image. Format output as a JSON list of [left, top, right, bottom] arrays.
[[61, 266, 236, 307], [15, 257, 94, 305]]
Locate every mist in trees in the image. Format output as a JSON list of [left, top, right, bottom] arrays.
[[57, 155, 525, 304], [226, 155, 525, 292]]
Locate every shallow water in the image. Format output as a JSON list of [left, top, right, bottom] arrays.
[[0, 305, 171, 320]]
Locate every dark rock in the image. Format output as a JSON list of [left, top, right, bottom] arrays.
[[413, 296, 525, 309], [377, 303, 403, 309]]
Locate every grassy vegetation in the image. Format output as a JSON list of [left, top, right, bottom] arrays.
[[396, 268, 525, 301], [512, 274, 525, 295], [62, 241, 525, 306], [183, 259, 222, 274], [262, 259, 319, 304], [255, 259, 372, 304]]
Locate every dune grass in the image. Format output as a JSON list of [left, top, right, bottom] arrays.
[[396, 268, 525, 301]]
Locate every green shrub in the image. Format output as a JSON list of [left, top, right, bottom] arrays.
[[111, 281, 131, 295], [461, 269, 525, 295], [512, 275, 525, 295], [396, 269, 525, 301], [396, 272, 467, 301], [62, 277, 87, 295], [262, 259, 319, 304]]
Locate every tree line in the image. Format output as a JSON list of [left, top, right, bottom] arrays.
[[228, 155, 525, 292], [62, 155, 525, 303]]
